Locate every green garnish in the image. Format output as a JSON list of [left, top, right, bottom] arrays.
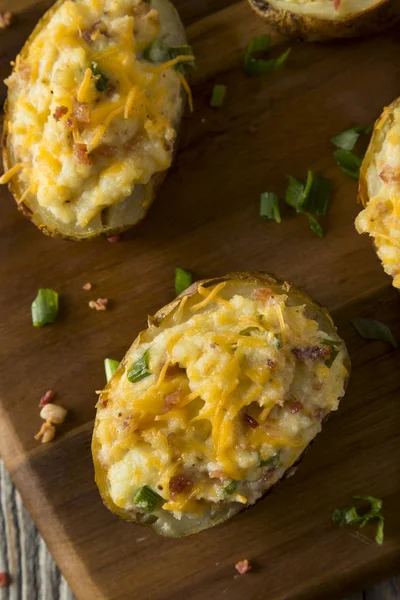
[[260, 192, 281, 223], [90, 61, 109, 92], [127, 349, 151, 383], [333, 149, 362, 180], [332, 495, 384, 545], [143, 42, 195, 74], [320, 338, 342, 368], [307, 214, 323, 238], [239, 327, 260, 336], [273, 332, 283, 349], [104, 358, 120, 382], [134, 485, 163, 513], [175, 267, 192, 296], [243, 35, 290, 76], [260, 451, 280, 467], [285, 170, 331, 237], [224, 481, 238, 495], [352, 318, 398, 348], [31, 289, 59, 327], [331, 126, 371, 151], [210, 84, 227, 108]]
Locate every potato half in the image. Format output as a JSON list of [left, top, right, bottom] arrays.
[[92, 273, 350, 537], [248, 0, 400, 40], [356, 98, 400, 288], [1, 0, 189, 239]]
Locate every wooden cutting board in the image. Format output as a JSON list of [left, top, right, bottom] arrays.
[[1, 1, 400, 598]]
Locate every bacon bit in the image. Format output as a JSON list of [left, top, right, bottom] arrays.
[[292, 346, 330, 362], [107, 235, 120, 243], [165, 363, 186, 378], [289, 400, 303, 414], [266, 359, 276, 369], [95, 144, 118, 157], [74, 143, 92, 165], [0, 573, 10, 588], [53, 106, 68, 122], [235, 560, 252, 575], [34, 420, 56, 443], [258, 467, 276, 484], [254, 288, 273, 301], [163, 390, 181, 413], [169, 474, 193, 497], [81, 21, 102, 43], [379, 166, 400, 184], [243, 413, 259, 429], [73, 100, 90, 124], [39, 389, 54, 408], [314, 407, 327, 422], [66, 116, 76, 128], [0, 11, 12, 29], [89, 298, 108, 311], [82, 282, 92, 291]]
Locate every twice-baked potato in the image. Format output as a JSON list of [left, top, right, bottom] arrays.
[[356, 99, 400, 288], [1, 0, 192, 239], [248, 0, 400, 40], [92, 273, 350, 537]]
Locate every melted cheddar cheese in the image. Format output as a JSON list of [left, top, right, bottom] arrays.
[[95, 281, 349, 524], [3, 0, 189, 227]]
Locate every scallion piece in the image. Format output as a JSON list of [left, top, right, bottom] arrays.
[[331, 126, 371, 151], [175, 267, 192, 296], [320, 338, 342, 368], [210, 84, 227, 108], [333, 149, 362, 180], [90, 61, 109, 92], [224, 481, 238, 495], [31, 289, 59, 327], [104, 358, 120, 382], [239, 326, 259, 336], [134, 485, 163, 513], [284, 171, 330, 237], [352, 318, 398, 348], [306, 213, 323, 238], [260, 192, 281, 223], [332, 495, 384, 545], [285, 176, 304, 211], [127, 349, 151, 383], [244, 34, 290, 76], [260, 451, 280, 467]]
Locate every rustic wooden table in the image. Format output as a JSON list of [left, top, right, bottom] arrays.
[[0, 460, 398, 600]]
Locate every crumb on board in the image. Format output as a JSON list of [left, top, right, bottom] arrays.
[[34, 420, 56, 443], [0, 11, 13, 29], [282, 281, 291, 292], [89, 298, 108, 311], [235, 559, 252, 575], [34, 403, 68, 443], [83, 282, 92, 291], [0, 573, 10, 587], [107, 235, 120, 243], [39, 389, 54, 408]]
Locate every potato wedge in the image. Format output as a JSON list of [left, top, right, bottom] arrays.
[[1, 0, 190, 240], [92, 272, 350, 537], [248, 0, 400, 40]]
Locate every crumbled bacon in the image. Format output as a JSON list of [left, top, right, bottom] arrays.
[[53, 106, 68, 122], [235, 560, 252, 575], [289, 400, 303, 414], [0, 11, 12, 29], [82, 282, 92, 291], [0, 573, 10, 588], [73, 143, 92, 165], [165, 363, 186, 378], [89, 298, 108, 311], [163, 390, 181, 413], [66, 116, 76, 128], [254, 288, 273, 301], [379, 166, 400, 184], [107, 235, 121, 243], [39, 389, 54, 408], [243, 413, 259, 429], [314, 407, 327, 422], [81, 21, 103, 43], [95, 144, 118, 157], [73, 100, 90, 124], [266, 359, 276, 369], [292, 346, 330, 362], [169, 474, 192, 497]]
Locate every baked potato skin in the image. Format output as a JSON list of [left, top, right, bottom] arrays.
[[92, 272, 350, 537], [248, 0, 400, 40], [2, 0, 187, 241]]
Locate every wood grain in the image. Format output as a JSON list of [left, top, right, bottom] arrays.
[[1, 0, 400, 599]]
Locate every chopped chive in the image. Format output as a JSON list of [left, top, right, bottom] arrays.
[[285, 170, 331, 237], [352, 318, 398, 348], [333, 149, 362, 180], [175, 267, 192, 296], [90, 61, 109, 92], [320, 338, 342, 368], [104, 358, 120, 382], [332, 495, 384, 545], [239, 326, 260, 336], [134, 485, 163, 513], [331, 126, 371, 151], [285, 176, 304, 211], [210, 84, 227, 108], [244, 34, 290, 76], [260, 192, 281, 223], [260, 451, 280, 467], [306, 213, 323, 238], [224, 480, 238, 495], [31, 289, 59, 327], [127, 349, 151, 383]]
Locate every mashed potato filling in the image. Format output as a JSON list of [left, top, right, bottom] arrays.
[[3, 0, 189, 227], [95, 282, 348, 521]]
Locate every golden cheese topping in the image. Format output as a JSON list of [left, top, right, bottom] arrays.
[[95, 282, 349, 522], [3, 0, 190, 227]]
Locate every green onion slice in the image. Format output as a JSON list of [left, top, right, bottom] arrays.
[[302, 172, 332, 217], [320, 338, 342, 368], [306, 213, 323, 238], [239, 326, 260, 336], [210, 84, 227, 108], [127, 349, 151, 383], [134, 486, 163, 513], [31, 289, 59, 327], [333, 149, 362, 180], [260, 192, 281, 223], [331, 126, 371, 151], [332, 495, 384, 545], [260, 451, 280, 467], [90, 61, 109, 92], [285, 176, 304, 211], [224, 481, 238, 495], [143, 42, 195, 74], [104, 358, 120, 382], [175, 267, 192, 296], [352, 318, 398, 348], [244, 34, 290, 76]]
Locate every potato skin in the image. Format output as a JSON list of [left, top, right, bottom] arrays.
[[2, 0, 186, 241], [92, 271, 351, 537], [248, 0, 400, 40]]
